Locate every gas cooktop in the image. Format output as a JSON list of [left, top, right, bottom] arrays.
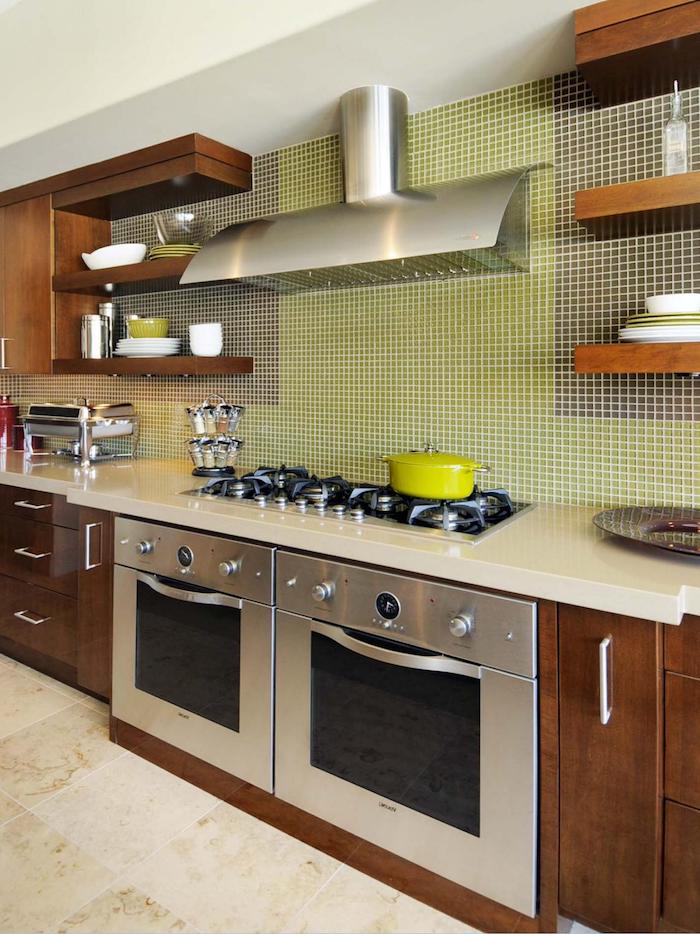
[[182, 465, 533, 543]]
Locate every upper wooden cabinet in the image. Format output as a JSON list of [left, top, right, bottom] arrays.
[[0, 134, 252, 220], [576, 0, 700, 105], [0, 195, 52, 374], [558, 605, 662, 933]]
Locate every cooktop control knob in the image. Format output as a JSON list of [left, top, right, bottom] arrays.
[[219, 559, 242, 577], [311, 581, 335, 602], [135, 540, 154, 556], [449, 614, 474, 638]]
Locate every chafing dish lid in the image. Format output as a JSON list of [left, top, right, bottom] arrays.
[[24, 400, 136, 421]]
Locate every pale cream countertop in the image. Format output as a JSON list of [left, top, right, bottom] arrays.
[[1, 450, 699, 625]]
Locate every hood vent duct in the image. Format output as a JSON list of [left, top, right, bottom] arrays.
[[181, 85, 531, 294]]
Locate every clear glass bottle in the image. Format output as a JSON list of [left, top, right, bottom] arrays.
[[663, 81, 689, 176]]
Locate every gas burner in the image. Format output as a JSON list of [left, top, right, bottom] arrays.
[[348, 484, 407, 519], [249, 465, 309, 492], [407, 499, 486, 533], [288, 475, 351, 506], [406, 488, 515, 533]]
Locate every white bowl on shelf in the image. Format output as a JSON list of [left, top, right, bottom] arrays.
[[82, 243, 147, 270], [645, 293, 700, 315]]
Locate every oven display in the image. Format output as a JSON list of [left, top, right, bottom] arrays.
[[375, 592, 401, 620]]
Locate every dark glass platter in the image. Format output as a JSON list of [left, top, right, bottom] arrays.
[[593, 506, 700, 556]]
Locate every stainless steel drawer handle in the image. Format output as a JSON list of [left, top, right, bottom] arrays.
[[14, 610, 50, 625], [14, 546, 52, 559], [84, 522, 102, 570], [599, 634, 613, 725], [13, 500, 51, 510]]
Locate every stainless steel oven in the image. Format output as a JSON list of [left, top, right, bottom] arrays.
[[275, 551, 538, 916], [112, 517, 275, 792]]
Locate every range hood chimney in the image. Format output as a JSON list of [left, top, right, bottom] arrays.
[[181, 85, 531, 293], [340, 85, 408, 203]]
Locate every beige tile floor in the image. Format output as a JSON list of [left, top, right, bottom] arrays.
[[0, 653, 481, 934], [0, 653, 602, 934]]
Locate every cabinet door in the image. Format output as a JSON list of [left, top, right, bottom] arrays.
[[1, 196, 52, 374], [663, 800, 700, 931], [77, 507, 113, 699], [559, 606, 662, 933]]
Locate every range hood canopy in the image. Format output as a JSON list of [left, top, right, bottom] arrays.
[[181, 86, 532, 294]]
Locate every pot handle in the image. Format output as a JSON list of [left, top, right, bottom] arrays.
[[473, 464, 491, 474]]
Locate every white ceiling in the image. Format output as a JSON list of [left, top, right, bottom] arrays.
[[0, 0, 580, 191]]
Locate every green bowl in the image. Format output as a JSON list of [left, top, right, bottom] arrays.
[[128, 317, 170, 338]]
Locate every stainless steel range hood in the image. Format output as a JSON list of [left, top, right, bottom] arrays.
[[181, 86, 531, 294]]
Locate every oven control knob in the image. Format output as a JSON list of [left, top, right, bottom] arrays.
[[449, 614, 474, 638], [311, 581, 335, 602], [135, 540, 154, 556], [219, 559, 242, 577]]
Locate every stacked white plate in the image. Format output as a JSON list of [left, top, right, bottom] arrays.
[[620, 294, 700, 343], [115, 338, 182, 358]]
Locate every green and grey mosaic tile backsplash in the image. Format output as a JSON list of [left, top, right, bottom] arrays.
[[4, 73, 700, 507]]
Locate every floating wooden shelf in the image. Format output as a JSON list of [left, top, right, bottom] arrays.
[[575, 171, 700, 238], [52, 356, 254, 377], [53, 256, 194, 296], [576, 0, 700, 106], [51, 134, 251, 220], [575, 342, 700, 373]]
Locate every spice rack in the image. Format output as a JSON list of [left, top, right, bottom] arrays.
[[186, 394, 245, 477]]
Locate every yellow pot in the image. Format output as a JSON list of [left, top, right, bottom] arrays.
[[382, 447, 485, 500]]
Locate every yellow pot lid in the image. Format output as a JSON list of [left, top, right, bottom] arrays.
[[384, 446, 483, 469]]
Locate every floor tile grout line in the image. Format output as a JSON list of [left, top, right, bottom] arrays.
[[0, 695, 80, 743], [24, 745, 131, 814], [28, 801, 215, 934], [44, 795, 227, 934], [276, 860, 350, 932], [0, 659, 93, 704]]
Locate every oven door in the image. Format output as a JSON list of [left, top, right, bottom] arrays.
[[112, 565, 274, 791], [275, 610, 537, 917]]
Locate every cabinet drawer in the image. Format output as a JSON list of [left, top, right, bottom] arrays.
[[666, 672, 700, 809], [0, 574, 76, 668], [663, 800, 700, 931], [666, 615, 700, 678], [0, 517, 78, 596], [0, 485, 79, 529]]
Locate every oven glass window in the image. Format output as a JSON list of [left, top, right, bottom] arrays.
[[135, 579, 241, 731], [310, 631, 480, 835]]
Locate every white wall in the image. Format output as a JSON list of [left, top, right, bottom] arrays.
[[0, 0, 376, 149]]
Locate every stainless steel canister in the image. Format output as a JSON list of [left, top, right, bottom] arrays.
[[97, 302, 115, 355], [81, 315, 111, 359]]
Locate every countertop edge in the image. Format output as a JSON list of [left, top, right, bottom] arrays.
[[66, 485, 686, 626]]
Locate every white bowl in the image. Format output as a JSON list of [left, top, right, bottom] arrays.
[[82, 243, 147, 270], [645, 293, 700, 315]]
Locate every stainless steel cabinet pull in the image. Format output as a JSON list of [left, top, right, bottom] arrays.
[[13, 500, 51, 510], [14, 546, 51, 559], [14, 610, 50, 625], [0, 337, 12, 371], [599, 634, 613, 725], [84, 522, 101, 570]]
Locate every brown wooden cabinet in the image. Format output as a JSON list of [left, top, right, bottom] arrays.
[[0, 484, 112, 699], [558, 605, 663, 933], [0, 195, 52, 374]]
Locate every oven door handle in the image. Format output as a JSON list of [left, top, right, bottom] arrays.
[[311, 619, 481, 679], [136, 572, 243, 609]]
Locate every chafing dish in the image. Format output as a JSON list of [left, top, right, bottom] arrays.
[[22, 400, 139, 467]]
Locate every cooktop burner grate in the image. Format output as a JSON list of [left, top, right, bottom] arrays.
[[184, 465, 532, 542]]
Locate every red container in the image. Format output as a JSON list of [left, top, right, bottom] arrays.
[[0, 395, 18, 449]]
